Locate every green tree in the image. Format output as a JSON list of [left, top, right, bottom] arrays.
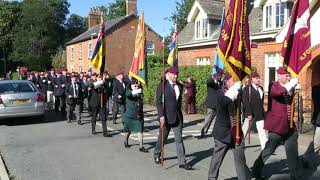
[[10, 0, 70, 71], [170, 0, 195, 32], [51, 47, 66, 68], [106, 0, 126, 20], [65, 13, 87, 43]]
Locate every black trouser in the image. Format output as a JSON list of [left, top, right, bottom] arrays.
[[252, 131, 303, 179], [91, 106, 108, 134], [55, 96, 65, 113], [208, 139, 251, 180], [112, 102, 125, 124]]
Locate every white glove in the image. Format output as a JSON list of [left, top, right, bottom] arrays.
[[284, 78, 298, 92], [229, 81, 242, 91], [132, 88, 142, 95], [93, 80, 104, 88], [225, 87, 239, 101]]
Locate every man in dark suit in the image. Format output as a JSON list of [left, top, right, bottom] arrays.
[[208, 73, 251, 180], [88, 73, 112, 137], [153, 67, 192, 170], [252, 67, 303, 179], [199, 73, 223, 139], [65, 75, 82, 124], [242, 72, 268, 150], [112, 71, 126, 124], [102, 71, 113, 119], [53, 70, 66, 114]]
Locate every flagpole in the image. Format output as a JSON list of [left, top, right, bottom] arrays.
[[161, 22, 165, 167]]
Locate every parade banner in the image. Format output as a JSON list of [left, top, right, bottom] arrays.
[[91, 15, 106, 78], [129, 11, 147, 85], [281, 0, 311, 77], [216, 0, 251, 81], [212, 8, 225, 76], [167, 26, 178, 67]]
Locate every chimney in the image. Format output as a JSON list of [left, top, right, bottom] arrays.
[[88, 7, 103, 29], [126, 0, 137, 16]]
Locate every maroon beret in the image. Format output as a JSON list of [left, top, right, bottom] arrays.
[[277, 67, 289, 75], [117, 71, 124, 76], [251, 72, 260, 79], [104, 71, 109, 75], [72, 74, 78, 78], [223, 73, 232, 82], [167, 67, 179, 74], [92, 72, 98, 76]]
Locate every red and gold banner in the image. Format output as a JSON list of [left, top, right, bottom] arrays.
[[281, 0, 311, 77], [217, 0, 251, 81]]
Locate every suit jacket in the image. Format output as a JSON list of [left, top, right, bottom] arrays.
[[183, 81, 195, 97], [88, 80, 105, 107], [264, 81, 295, 135], [312, 84, 320, 126], [205, 77, 222, 109], [156, 80, 183, 126], [112, 79, 126, 104], [53, 76, 66, 96], [242, 84, 265, 121], [46, 74, 55, 91], [124, 89, 144, 120], [65, 82, 83, 105], [212, 89, 240, 145]]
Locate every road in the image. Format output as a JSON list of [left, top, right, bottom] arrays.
[[0, 105, 319, 180]]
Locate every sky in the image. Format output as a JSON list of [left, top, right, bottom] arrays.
[[68, 0, 180, 36]]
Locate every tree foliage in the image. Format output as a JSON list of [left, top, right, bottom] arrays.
[[64, 13, 87, 43], [106, 0, 126, 20], [10, 0, 70, 71], [51, 47, 66, 68], [170, 0, 195, 33]]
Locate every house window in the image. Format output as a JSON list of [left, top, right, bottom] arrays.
[[195, 20, 201, 39], [88, 41, 93, 59], [196, 57, 210, 66], [202, 19, 208, 38], [263, 2, 292, 30], [264, 53, 282, 91], [71, 47, 74, 62], [146, 41, 155, 55], [79, 44, 82, 60]]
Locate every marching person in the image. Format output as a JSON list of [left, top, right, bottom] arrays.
[[123, 79, 148, 153], [251, 67, 303, 179], [53, 70, 66, 114], [153, 67, 192, 170], [242, 72, 268, 150], [65, 75, 82, 124], [208, 73, 251, 180], [199, 73, 223, 139], [88, 73, 112, 137], [80, 74, 89, 112], [102, 71, 113, 119], [182, 77, 196, 115], [45, 69, 55, 110], [112, 71, 126, 125]]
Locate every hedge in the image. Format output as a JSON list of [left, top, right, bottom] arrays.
[[143, 65, 212, 113]]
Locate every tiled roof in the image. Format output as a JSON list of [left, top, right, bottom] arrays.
[[249, 7, 263, 34], [197, 0, 224, 17]]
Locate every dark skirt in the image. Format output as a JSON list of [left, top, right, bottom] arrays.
[[123, 116, 144, 132]]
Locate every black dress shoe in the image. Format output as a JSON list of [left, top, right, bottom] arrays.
[[92, 130, 97, 135], [139, 147, 149, 153], [124, 141, 129, 148], [67, 120, 71, 123], [154, 157, 161, 164], [103, 133, 112, 137], [179, 164, 193, 170], [77, 120, 82, 125], [113, 120, 117, 124]]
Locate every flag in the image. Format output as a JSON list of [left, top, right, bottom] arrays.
[[281, 0, 311, 77], [160, 36, 165, 49], [167, 26, 178, 67], [216, 0, 251, 81], [212, 8, 225, 76], [129, 11, 147, 85], [91, 15, 106, 78]]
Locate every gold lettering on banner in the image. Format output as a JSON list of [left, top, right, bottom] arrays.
[[284, 40, 288, 48], [221, 29, 229, 41], [299, 47, 312, 61], [300, 31, 310, 40]]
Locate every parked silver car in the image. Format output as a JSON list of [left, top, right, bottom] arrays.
[[0, 80, 45, 119]]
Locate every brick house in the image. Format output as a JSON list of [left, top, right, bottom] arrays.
[[178, 0, 320, 120], [65, 0, 162, 75]]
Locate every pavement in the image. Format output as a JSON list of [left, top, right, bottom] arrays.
[[0, 104, 319, 180]]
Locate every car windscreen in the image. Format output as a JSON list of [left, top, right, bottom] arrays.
[[0, 82, 36, 94]]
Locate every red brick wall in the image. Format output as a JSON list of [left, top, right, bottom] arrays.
[[66, 17, 161, 75], [178, 45, 216, 66]]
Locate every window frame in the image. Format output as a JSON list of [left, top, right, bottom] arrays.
[[146, 41, 155, 55]]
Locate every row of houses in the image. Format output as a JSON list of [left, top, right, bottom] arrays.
[[65, 0, 320, 119]]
